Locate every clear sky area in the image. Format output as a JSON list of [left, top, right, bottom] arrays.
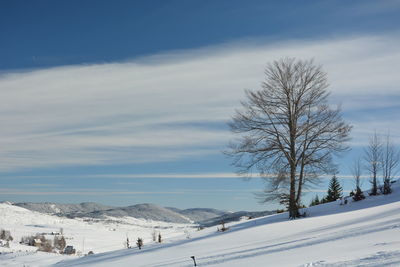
[[0, 0, 400, 211]]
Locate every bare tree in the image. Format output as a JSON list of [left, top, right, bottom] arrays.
[[364, 133, 382, 195], [351, 157, 362, 190], [227, 58, 351, 219], [350, 158, 365, 201], [381, 134, 399, 194], [350, 157, 365, 201]]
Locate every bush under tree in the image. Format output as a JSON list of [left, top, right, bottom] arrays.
[[350, 187, 365, 201]]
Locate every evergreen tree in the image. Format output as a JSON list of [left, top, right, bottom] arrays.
[[158, 233, 162, 243], [326, 175, 343, 202], [351, 186, 365, 201], [309, 194, 320, 207]]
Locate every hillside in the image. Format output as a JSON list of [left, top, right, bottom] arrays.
[[12, 202, 241, 225], [166, 207, 228, 223], [53, 181, 400, 267], [1, 182, 399, 266], [14, 202, 113, 216], [83, 204, 193, 223], [0, 202, 193, 257]]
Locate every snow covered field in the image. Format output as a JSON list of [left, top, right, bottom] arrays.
[[0, 203, 194, 266], [1, 182, 399, 266]]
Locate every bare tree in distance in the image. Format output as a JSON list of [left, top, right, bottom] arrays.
[[364, 133, 382, 195], [351, 157, 362, 190], [381, 134, 399, 194], [350, 158, 365, 201], [227, 58, 351, 219]]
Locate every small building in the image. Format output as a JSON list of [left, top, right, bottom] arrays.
[[33, 239, 42, 247], [64, 245, 76, 255]]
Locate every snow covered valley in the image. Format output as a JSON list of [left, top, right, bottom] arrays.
[[1, 182, 400, 266]]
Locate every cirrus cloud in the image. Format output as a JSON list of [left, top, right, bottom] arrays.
[[0, 33, 400, 172]]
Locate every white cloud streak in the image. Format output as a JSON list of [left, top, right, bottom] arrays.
[[0, 187, 261, 196], [0, 189, 185, 196], [1, 34, 400, 171], [12, 172, 388, 180]]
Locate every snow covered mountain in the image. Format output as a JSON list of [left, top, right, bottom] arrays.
[[83, 203, 193, 223], [1, 181, 399, 266], [12, 202, 273, 225], [14, 202, 113, 216], [12, 202, 245, 224], [12, 202, 274, 226]]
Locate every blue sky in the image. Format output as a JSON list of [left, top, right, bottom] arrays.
[[0, 0, 400, 211]]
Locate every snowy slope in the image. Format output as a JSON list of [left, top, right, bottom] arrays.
[[52, 182, 400, 267], [0, 203, 194, 266], [166, 208, 228, 223], [1, 183, 399, 266]]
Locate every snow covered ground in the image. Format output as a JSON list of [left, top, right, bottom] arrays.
[[0, 203, 194, 266], [1, 182, 399, 266]]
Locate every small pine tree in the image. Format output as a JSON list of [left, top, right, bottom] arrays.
[[310, 194, 320, 207], [326, 175, 343, 202], [279, 193, 290, 209], [351, 186, 365, 201], [314, 195, 320, 205]]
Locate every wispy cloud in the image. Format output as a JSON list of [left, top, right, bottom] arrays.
[[0, 187, 260, 196], [1, 34, 399, 172], [12, 172, 387, 180], [21, 183, 59, 187], [0, 189, 185, 196], [12, 172, 241, 179]]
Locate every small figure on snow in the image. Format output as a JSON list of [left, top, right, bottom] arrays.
[[136, 238, 143, 250]]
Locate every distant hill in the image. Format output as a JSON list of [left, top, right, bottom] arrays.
[[81, 203, 192, 223], [166, 207, 228, 222], [13, 201, 272, 225], [197, 210, 275, 227], [14, 202, 112, 215]]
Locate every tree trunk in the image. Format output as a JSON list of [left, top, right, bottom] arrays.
[[296, 165, 304, 205], [289, 166, 298, 219], [371, 169, 378, 195], [289, 155, 298, 218]]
